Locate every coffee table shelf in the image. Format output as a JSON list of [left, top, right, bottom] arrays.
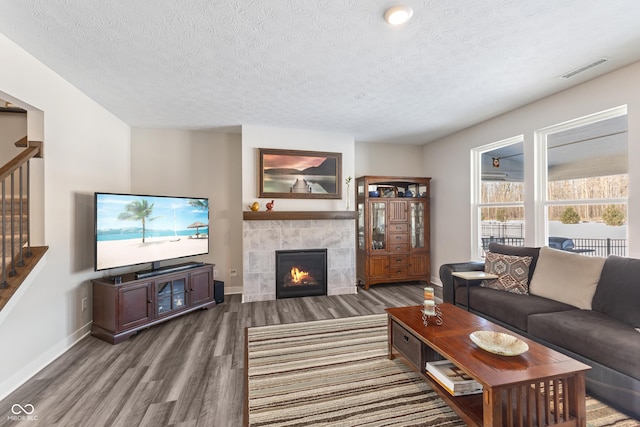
[[386, 304, 590, 427]]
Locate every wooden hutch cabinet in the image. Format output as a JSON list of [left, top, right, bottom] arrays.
[[92, 263, 215, 344], [355, 176, 431, 289]]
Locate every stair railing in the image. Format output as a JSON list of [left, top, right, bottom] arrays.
[[0, 145, 40, 288]]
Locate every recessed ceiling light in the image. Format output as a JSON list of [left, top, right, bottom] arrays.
[[384, 5, 413, 25]]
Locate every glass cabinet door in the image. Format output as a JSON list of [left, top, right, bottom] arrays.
[[370, 201, 386, 250], [358, 202, 365, 250], [410, 201, 425, 249], [156, 277, 186, 315]]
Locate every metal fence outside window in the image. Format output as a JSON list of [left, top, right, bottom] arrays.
[[571, 238, 627, 257], [480, 235, 627, 257]]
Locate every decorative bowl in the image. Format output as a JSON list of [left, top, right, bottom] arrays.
[[369, 191, 380, 197], [469, 330, 529, 356]]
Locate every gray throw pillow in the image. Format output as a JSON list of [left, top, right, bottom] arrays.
[[592, 255, 640, 328]]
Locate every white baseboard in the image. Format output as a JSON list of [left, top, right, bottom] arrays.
[[224, 286, 243, 295]]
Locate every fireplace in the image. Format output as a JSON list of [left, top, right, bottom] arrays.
[[276, 249, 327, 299]]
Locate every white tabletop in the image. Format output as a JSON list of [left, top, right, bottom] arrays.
[[451, 271, 498, 280]]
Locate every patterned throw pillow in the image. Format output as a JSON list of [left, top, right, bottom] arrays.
[[480, 251, 533, 294]]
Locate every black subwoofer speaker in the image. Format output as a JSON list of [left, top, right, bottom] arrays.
[[214, 280, 224, 304]]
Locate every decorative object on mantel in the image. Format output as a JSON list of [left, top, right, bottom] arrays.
[[258, 148, 342, 199], [345, 176, 352, 210], [266, 200, 274, 211], [249, 201, 260, 211]]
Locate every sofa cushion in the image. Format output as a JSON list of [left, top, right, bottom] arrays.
[[459, 286, 576, 332], [529, 246, 606, 310], [481, 251, 532, 294], [487, 243, 540, 284], [592, 255, 640, 328], [528, 310, 640, 382]]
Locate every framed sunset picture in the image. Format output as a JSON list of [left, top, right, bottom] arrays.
[[259, 148, 342, 199]]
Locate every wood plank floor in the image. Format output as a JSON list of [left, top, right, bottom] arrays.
[[0, 282, 435, 427]]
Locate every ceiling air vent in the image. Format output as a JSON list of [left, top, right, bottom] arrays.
[[561, 58, 609, 79]]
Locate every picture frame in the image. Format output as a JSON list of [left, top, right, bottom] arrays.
[[259, 148, 342, 199]]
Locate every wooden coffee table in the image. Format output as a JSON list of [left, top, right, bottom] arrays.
[[386, 303, 590, 427]]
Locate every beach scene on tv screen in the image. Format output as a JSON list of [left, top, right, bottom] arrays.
[[96, 194, 209, 270]]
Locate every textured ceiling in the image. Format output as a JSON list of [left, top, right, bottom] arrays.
[[1, 1, 640, 145]]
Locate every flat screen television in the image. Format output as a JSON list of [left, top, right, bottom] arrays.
[[94, 192, 209, 272]]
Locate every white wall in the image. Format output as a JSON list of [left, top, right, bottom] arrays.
[[0, 111, 26, 161], [354, 141, 425, 178], [241, 125, 355, 212], [130, 128, 243, 293], [423, 60, 640, 283], [0, 33, 131, 399]]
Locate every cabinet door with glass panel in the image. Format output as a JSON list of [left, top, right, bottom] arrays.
[[155, 273, 188, 317], [369, 200, 387, 251], [410, 201, 426, 249]]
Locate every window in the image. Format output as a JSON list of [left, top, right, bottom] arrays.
[[471, 136, 525, 258], [536, 106, 628, 256]]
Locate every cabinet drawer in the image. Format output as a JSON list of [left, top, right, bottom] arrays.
[[392, 321, 422, 369], [389, 232, 409, 244], [390, 223, 408, 232], [390, 255, 409, 266], [389, 243, 409, 253], [389, 265, 408, 277]]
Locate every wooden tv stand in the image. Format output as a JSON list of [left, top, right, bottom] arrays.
[[91, 262, 215, 344]]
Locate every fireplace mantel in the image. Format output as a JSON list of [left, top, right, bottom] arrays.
[[243, 211, 357, 221]]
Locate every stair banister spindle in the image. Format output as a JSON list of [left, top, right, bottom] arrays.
[[17, 164, 24, 267], [1, 180, 7, 288], [8, 171, 17, 276], [26, 159, 31, 257]]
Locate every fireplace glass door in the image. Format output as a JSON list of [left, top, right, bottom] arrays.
[[276, 249, 327, 299]]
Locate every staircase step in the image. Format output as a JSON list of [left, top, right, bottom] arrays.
[[0, 235, 27, 256], [0, 217, 28, 228], [0, 200, 29, 214]]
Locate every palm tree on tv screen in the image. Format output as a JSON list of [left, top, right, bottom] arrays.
[[188, 199, 208, 211], [117, 199, 157, 243]]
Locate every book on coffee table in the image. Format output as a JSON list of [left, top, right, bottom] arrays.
[[426, 360, 483, 396]]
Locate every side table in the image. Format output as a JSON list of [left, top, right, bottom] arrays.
[[451, 271, 498, 310]]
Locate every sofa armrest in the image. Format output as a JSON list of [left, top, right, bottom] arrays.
[[439, 262, 485, 304]]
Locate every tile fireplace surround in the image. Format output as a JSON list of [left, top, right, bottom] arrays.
[[243, 212, 356, 302]]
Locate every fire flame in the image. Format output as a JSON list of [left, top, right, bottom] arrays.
[[290, 267, 310, 283]]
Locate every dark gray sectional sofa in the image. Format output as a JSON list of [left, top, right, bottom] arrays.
[[439, 243, 640, 419]]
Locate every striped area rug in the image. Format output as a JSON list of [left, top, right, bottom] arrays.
[[245, 314, 638, 427]]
